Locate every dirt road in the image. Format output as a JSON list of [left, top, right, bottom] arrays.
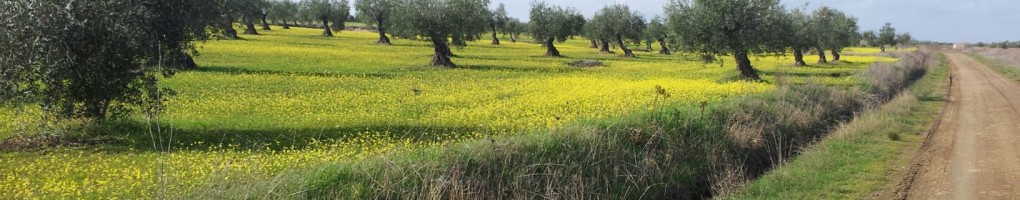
[[898, 53, 1020, 199]]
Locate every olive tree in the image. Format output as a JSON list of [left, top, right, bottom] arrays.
[[258, 0, 273, 30], [584, 20, 611, 52], [529, 2, 583, 57], [590, 5, 644, 57], [213, 0, 243, 39], [879, 22, 897, 52], [355, 0, 394, 44], [646, 16, 670, 55], [389, 0, 491, 67], [489, 3, 510, 45], [666, 0, 791, 80], [810, 7, 857, 63], [503, 18, 526, 43], [300, 0, 350, 37], [860, 30, 878, 47], [787, 8, 814, 66], [1, 0, 220, 121], [239, 0, 267, 34], [269, 0, 299, 29], [897, 33, 913, 48]]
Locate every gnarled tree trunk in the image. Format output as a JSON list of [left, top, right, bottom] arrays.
[[261, 14, 271, 30], [321, 17, 332, 37], [374, 16, 390, 45], [816, 47, 828, 64], [880, 45, 886, 52], [590, 40, 598, 48], [599, 38, 611, 53], [430, 35, 454, 67], [658, 38, 671, 55], [243, 17, 259, 35], [831, 50, 841, 62], [282, 19, 290, 29], [491, 25, 500, 45], [545, 38, 560, 57], [223, 23, 238, 39], [734, 51, 761, 80], [616, 35, 635, 57], [377, 29, 391, 45], [793, 48, 806, 66]]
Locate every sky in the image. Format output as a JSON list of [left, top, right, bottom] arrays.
[[476, 0, 1019, 43]]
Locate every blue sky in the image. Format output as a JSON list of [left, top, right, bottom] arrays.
[[472, 0, 1018, 43]]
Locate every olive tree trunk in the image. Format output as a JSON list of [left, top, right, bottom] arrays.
[[430, 35, 455, 67], [590, 40, 598, 48], [734, 51, 761, 80], [616, 35, 635, 57], [321, 17, 333, 37], [261, 14, 271, 30], [223, 24, 238, 39], [491, 25, 500, 45], [282, 19, 290, 29], [374, 16, 390, 45], [793, 48, 806, 66], [816, 47, 828, 64], [243, 18, 259, 35], [545, 38, 560, 57], [658, 38, 671, 55], [599, 38, 611, 53], [831, 50, 841, 61]]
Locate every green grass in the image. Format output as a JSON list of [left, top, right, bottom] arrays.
[[0, 25, 896, 199], [724, 52, 949, 199], [968, 53, 1020, 83]]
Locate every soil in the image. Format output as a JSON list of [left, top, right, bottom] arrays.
[[895, 53, 1020, 199]]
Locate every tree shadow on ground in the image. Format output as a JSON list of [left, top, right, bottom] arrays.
[[95, 120, 487, 153], [191, 66, 403, 79]]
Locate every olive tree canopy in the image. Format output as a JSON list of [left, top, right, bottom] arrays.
[[355, 0, 395, 44], [810, 6, 858, 63], [590, 5, 644, 57], [646, 16, 671, 55], [389, 0, 491, 67], [269, 0, 300, 29], [300, 0, 350, 37], [529, 2, 584, 57], [0, 0, 220, 121], [666, 0, 791, 80], [879, 23, 897, 52]]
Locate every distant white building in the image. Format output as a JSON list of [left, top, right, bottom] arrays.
[[954, 42, 967, 49]]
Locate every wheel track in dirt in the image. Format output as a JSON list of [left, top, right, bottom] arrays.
[[896, 53, 1020, 200]]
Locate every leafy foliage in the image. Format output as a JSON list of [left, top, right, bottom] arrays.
[[879, 23, 898, 51], [529, 2, 584, 56], [268, 0, 300, 28], [665, 0, 792, 80], [355, 0, 394, 44], [389, 0, 491, 66], [0, 0, 217, 121], [861, 30, 879, 47], [645, 16, 671, 55], [300, 0, 350, 36], [810, 6, 858, 62], [590, 4, 645, 57]]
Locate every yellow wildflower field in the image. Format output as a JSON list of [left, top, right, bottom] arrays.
[[0, 26, 895, 198]]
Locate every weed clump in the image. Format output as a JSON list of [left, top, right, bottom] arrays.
[[566, 59, 606, 68]]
